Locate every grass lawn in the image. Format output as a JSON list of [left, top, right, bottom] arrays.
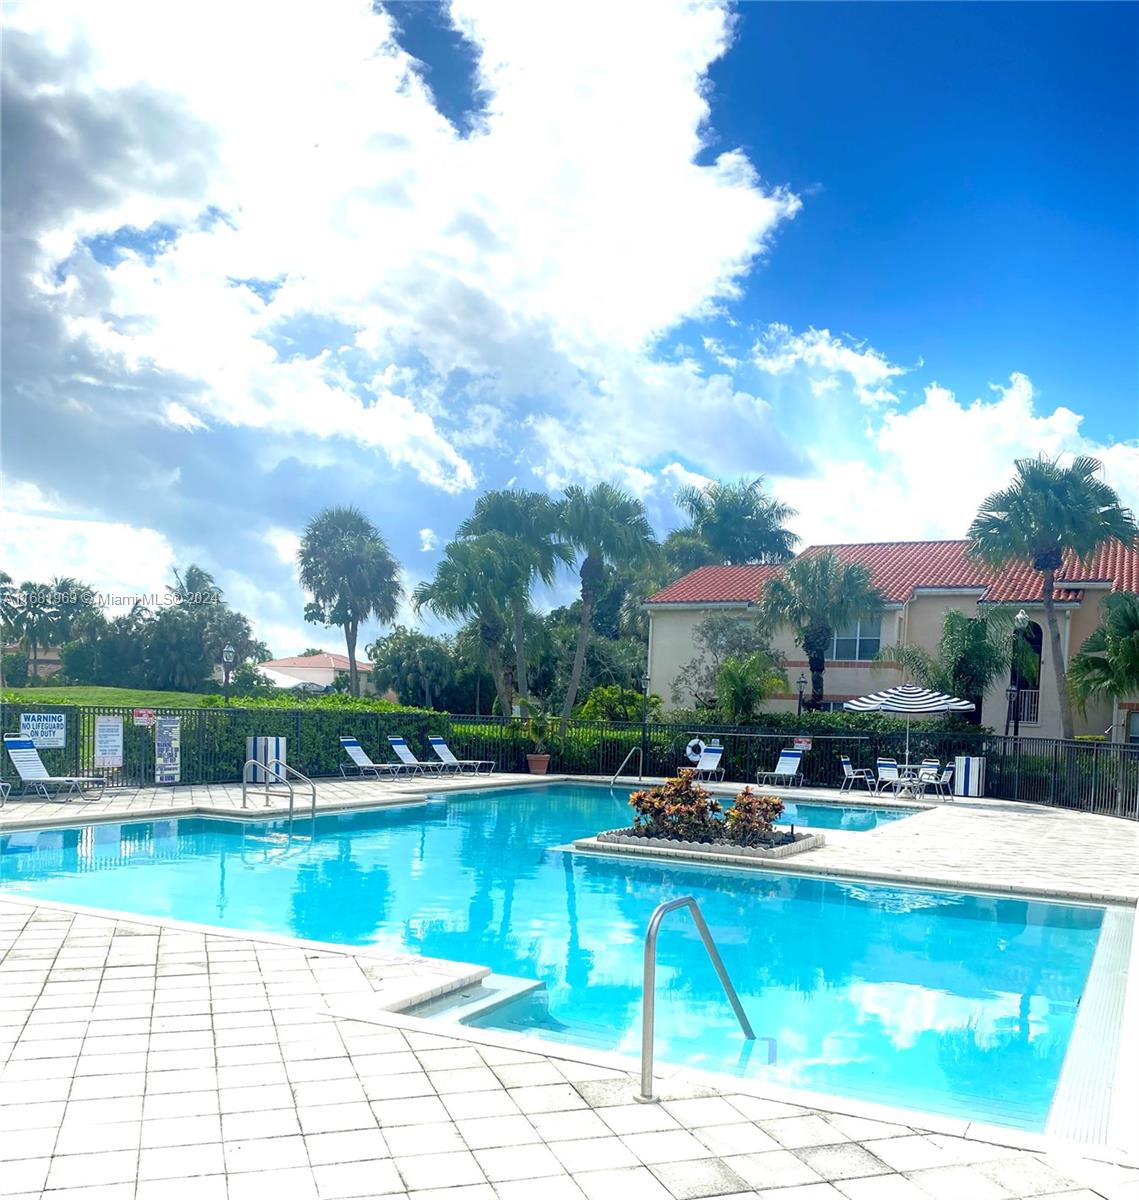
[[1, 685, 215, 708]]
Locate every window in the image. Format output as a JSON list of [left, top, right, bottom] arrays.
[[828, 618, 881, 662]]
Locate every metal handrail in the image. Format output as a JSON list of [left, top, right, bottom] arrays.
[[637, 895, 755, 1103], [610, 746, 643, 785], [240, 758, 317, 823]]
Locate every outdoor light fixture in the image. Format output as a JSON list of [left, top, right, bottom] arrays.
[[222, 643, 236, 705], [1007, 611, 1029, 738], [796, 672, 807, 716]]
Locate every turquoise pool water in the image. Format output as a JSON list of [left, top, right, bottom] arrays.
[[0, 782, 1101, 1130]]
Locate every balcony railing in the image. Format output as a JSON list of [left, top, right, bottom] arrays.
[[1017, 689, 1040, 725]]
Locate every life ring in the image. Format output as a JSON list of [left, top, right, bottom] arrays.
[[686, 737, 706, 763]]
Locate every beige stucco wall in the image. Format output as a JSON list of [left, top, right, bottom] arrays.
[[648, 589, 1129, 740]]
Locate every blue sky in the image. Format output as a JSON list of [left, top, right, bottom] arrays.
[[2, 0, 1136, 656]]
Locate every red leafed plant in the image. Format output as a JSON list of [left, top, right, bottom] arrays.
[[629, 769, 722, 842], [725, 787, 785, 846]]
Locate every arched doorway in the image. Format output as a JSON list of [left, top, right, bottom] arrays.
[[1010, 621, 1043, 726]]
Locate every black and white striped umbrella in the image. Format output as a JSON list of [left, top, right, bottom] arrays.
[[844, 684, 974, 762]]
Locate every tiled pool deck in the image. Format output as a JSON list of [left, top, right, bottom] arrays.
[[2, 775, 1138, 1200]]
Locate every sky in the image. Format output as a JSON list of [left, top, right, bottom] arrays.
[[2, 0, 1136, 658]]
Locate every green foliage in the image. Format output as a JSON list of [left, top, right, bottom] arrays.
[[575, 684, 662, 723], [675, 611, 779, 709], [369, 626, 455, 709], [629, 770, 722, 841], [229, 662, 276, 698], [674, 476, 799, 565], [759, 551, 884, 707], [1069, 591, 1139, 709], [724, 787, 785, 846], [714, 652, 787, 724], [1, 651, 28, 687]]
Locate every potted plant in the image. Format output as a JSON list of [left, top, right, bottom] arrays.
[[526, 706, 551, 775]]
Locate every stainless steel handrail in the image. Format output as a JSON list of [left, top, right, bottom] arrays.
[[240, 758, 317, 823], [637, 895, 754, 1103], [610, 746, 643, 786]]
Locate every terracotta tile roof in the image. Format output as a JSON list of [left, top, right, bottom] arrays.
[[263, 653, 371, 671], [646, 565, 782, 605], [646, 539, 1139, 606]]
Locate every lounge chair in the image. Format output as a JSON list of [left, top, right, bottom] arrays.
[[873, 757, 903, 794], [0, 779, 10, 808], [338, 737, 398, 779], [923, 765, 954, 798], [3, 735, 106, 801], [387, 736, 446, 775], [690, 744, 725, 781], [428, 737, 494, 775], [839, 755, 874, 792], [757, 748, 803, 787]]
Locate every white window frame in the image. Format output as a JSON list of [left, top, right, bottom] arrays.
[[828, 617, 882, 662]]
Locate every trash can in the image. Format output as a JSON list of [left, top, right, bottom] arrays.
[[953, 755, 985, 798], [247, 736, 287, 784]]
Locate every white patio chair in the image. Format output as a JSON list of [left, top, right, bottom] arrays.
[[690, 744, 725, 781], [387, 736, 446, 775], [839, 755, 874, 792], [3, 735, 106, 801], [428, 737, 494, 775], [874, 757, 903, 795], [757, 748, 803, 787], [338, 737, 398, 779]]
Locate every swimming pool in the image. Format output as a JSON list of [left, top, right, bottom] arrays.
[[0, 782, 1103, 1130]]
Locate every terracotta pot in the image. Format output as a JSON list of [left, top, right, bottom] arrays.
[[526, 753, 551, 775]]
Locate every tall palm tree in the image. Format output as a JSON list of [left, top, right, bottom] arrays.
[[759, 552, 884, 708], [674, 477, 799, 565], [1069, 592, 1139, 712], [0, 571, 17, 638], [170, 564, 220, 604], [966, 455, 1137, 739], [413, 537, 516, 716], [49, 577, 97, 643], [297, 506, 402, 697], [13, 581, 58, 680], [557, 483, 657, 727], [457, 490, 571, 709]]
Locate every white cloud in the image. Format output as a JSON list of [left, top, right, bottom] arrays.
[[6, 0, 800, 498], [774, 372, 1139, 545], [754, 323, 907, 407], [418, 528, 438, 552], [265, 527, 301, 568]]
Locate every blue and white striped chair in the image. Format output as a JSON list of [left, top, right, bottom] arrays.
[[387, 736, 446, 775], [338, 736, 397, 779], [757, 748, 803, 787], [428, 738, 494, 775], [691, 744, 725, 781]]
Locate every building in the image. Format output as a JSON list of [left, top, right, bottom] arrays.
[[258, 652, 376, 694], [645, 539, 1139, 743]]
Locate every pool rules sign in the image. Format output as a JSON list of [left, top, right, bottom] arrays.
[[155, 716, 181, 784], [94, 715, 124, 768]]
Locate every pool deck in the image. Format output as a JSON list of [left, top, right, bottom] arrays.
[[2, 774, 1139, 1198]]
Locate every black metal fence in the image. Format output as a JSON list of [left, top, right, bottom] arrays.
[[2, 702, 1137, 820]]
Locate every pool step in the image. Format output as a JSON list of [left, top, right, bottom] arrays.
[[406, 973, 544, 1022]]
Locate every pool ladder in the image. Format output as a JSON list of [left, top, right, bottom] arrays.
[[610, 746, 643, 785], [241, 757, 317, 824], [637, 896, 774, 1103]]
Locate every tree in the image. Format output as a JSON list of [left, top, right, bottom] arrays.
[[966, 455, 1138, 739], [674, 611, 781, 709], [47, 577, 98, 643], [882, 608, 1036, 719], [12, 581, 57, 679], [759, 551, 884, 708], [575, 684, 663, 723], [715, 652, 788, 724], [1069, 592, 1139, 711], [143, 607, 213, 691], [369, 626, 454, 709], [297, 507, 402, 697], [557, 483, 657, 727], [413, 537, 516, 716], [457, 490, 570, 708], [674, 477, 799, 565]]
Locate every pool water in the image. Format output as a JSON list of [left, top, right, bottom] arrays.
[[0, 783, 1101, 1130]]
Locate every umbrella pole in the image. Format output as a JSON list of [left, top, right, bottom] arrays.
[[905, 719, 911, 766]]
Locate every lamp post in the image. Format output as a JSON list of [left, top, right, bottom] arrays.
[[796, 672, 807, 716], [1012, 609, 1028, 737], [222, 643, 235, 706], [640, 671, 650, 778]]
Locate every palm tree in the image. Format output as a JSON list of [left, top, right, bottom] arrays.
[[413, 537, 516, 716], [557, 483, 657, 727], [759, 552, 884, 708], [13, 581, 58, 680], [674, 477, 799, 565], [716, 652, 787, 724], [49, 577, 98, 643], [0, 571, 17, 638], [297, 506, 402, 697], [457, 490, 571, 709], [1069, 592, 1139, 711], [170, 564, 220, 604], [966, 455, 1137, 739]]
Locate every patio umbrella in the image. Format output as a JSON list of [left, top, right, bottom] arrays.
[[843, 683, 975, 764]]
